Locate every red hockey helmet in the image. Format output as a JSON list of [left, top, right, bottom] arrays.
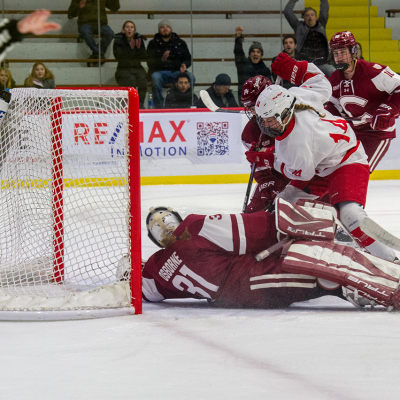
[[329, 31, 356, 53], [329, 31, 357, 71], [241, 75, 272, 108]]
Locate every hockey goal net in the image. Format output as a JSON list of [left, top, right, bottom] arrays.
[[0, 87, 141, 320]]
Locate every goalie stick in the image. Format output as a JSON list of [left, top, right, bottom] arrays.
[[360, 218, 400, 252]]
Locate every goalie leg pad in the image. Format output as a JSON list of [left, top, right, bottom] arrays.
[[282, 240, 400, 308], [296, 199, 338, 219], [275, 185, 319, 205], [338, 201, 396, 261], [275, 198, 336, 241]]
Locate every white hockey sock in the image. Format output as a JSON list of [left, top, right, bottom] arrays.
[[338, 201, 396, 261]]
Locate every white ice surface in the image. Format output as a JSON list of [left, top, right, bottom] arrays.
[[2, 181, 400, 400]]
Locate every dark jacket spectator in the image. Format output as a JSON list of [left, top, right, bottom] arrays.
[[68, 0, 120, 60], [164, 72, 198, 109], [67, 0, 119, 27], [147, 19, 194, 109], [234, 27, 272, 103], [197, 74, 238, 109], [147, 31, 191, 77], [113, 20, 147, 108], [284, 0, 335, 77]]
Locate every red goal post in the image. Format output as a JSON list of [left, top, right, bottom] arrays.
[[0, 86, 142, 319]]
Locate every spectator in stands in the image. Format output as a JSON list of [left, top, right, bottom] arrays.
[[113, 20, 147, 109], [68, 0, 120, 65], [284, 0, 335, 77], [164, 72, 198, 109], [24, 62, 55, 89], [234, 26, 272, 104], [147, 19, 194, 109], [355, 42, 364, 60], [197, 73, 238, 109], [0, 68, 16, 90], [271, 35, 306, 89]]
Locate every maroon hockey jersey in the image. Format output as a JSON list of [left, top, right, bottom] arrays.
[[142, 211, 322, 308], [241, 116, 276, 183], [326, 59, 400, 140]]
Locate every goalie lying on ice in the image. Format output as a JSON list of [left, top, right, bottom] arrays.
[[139, 200, 400, 310]]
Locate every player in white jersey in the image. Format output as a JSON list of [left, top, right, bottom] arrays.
[[248, 52, 397, 262]]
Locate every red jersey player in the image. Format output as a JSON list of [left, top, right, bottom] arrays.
[[325, 31, 400, 172], [241, 75, 290, 213], [138, 204, 400, 310]]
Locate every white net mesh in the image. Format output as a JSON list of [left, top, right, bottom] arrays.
[[0, 88, 136, 313]]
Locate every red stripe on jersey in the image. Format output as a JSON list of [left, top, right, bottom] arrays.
[[351, 226, 375, 247], [302, 73, 319, 83], [340, 141, 361, 164], [230, 214, 240, 254], [280, 162, 289, 179], [276, 115, 296, 141]]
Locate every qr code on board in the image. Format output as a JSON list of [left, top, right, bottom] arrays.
[[196, 122, 229, 156]]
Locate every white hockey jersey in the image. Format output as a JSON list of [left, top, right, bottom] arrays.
[[273, 64, 368, 181]]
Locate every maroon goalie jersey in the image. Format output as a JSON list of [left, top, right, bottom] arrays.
[[142, 211, 323, 308], [326, 59, 400, 140]]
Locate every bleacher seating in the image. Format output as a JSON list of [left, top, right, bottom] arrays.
[[3, 0, 400, 103], [4, 1, 296, 95]]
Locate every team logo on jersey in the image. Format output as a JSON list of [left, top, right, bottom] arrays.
[[340, 80, 354, 97], [292, 169, 302, 177]]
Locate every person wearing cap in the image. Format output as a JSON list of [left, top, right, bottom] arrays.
[[147, 19, 194, 109], [197, 73, 238, 109], [234, 26, 272, 105], [284, 0, 335, 77]]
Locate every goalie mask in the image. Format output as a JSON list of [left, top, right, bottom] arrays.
[[146, 206, 183, 248], [241, 75, 272, 120], [329, 31, 357, 71], [255, 85, 296, 138]]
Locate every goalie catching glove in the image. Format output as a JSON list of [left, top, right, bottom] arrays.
[[370, 102, 399, 131], [245, 145, 275, 169], [271, 52, 308, 86]]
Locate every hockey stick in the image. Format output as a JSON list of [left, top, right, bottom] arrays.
[[360, 218, 400, 252], [199, 90, 245, 114], [344, 116, 373, 123], [240, 79, 282, 213], [242, 156, 258, 213], [198, 90, 253, 210], [255, 237, 292, 261]]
